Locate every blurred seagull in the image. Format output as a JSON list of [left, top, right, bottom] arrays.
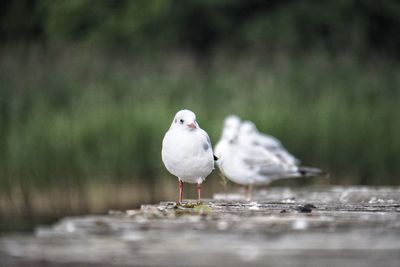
[[215, 115, 322, 200], [162, 109, 215, 203]]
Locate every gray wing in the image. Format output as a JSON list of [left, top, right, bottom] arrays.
[[239, 144, 298, 177], [200, 129, 213, 152], [240, 145, 284, 167], [255, 134, 300, 165]]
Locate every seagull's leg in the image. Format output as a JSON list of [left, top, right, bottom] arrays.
[[179, 180, 184, 204], [196, 183, 201, 203], [246, 184, 253, 201]]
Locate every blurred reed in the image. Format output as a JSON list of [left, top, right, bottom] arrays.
[[0, 47, 399, 226]]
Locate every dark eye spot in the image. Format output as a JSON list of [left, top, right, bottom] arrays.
[[180, 119, 184, 124]]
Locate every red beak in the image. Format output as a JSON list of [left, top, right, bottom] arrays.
[[187, 123, 196, 129]]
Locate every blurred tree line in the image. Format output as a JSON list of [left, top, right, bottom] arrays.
[[1, 0, 400, 57]]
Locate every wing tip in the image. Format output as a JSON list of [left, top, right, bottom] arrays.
[[299, 166, 327, 177]]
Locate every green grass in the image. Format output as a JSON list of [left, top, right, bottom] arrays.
[[0, 47, 399, 220]]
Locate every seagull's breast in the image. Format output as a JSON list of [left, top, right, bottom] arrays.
[[162, 129, 214, 183]]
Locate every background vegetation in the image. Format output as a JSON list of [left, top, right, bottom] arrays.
[[0, 0, 399, 229]]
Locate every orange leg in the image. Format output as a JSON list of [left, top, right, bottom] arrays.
[[196, 183, 201, 203], [246, 184, 253, 201], [179, 180, 184, 204]]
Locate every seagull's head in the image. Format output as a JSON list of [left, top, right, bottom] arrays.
[[172, 109, 198, 131], [224, 115, 241, 129], [239, 121, 257, 136], [222, 115, 241, 143]]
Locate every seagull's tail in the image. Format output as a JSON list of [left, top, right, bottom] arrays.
[[298, 166, 326, 177], [265, 167, 327, 183]]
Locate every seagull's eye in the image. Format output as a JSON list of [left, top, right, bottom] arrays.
[[180, 119, 184, 124]]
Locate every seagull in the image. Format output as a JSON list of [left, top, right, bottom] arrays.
[[162, 109, 215, 203], [215, 115, 322, 200]]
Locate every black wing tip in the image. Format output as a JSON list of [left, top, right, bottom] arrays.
[[214, 155, 219, 161], [299, 166, 325, 177]]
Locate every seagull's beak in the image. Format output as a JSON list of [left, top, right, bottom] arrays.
[[187, 122, 197, 129]]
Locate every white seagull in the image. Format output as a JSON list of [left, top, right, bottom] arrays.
[[215, 115, 322, 199], [162, 109, 215, 203]]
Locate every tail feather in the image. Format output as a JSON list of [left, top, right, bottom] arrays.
[[298, 166, 324, 177]]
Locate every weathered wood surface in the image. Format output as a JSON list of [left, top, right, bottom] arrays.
[[1, 186, 400, 267]]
